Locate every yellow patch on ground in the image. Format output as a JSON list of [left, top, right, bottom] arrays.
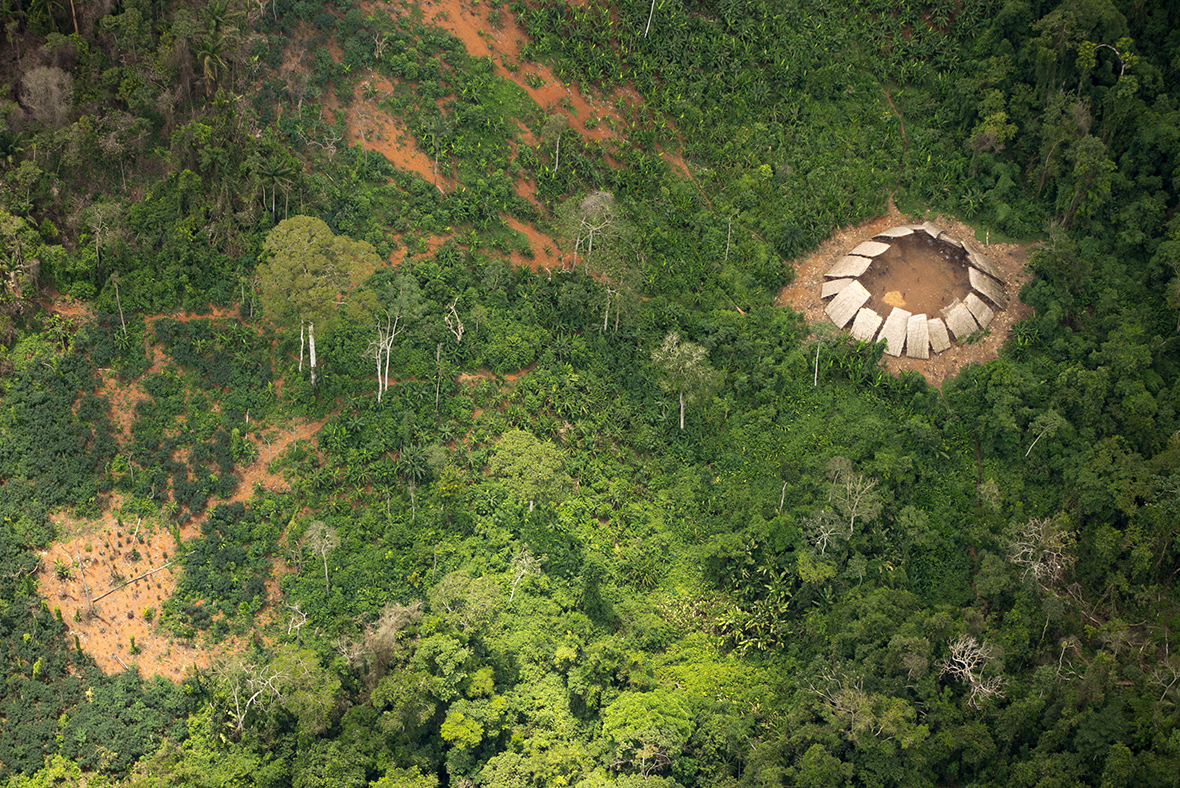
[[882, 290, 906, 308]]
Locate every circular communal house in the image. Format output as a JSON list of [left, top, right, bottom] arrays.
[[820, 222, 1009, 359]]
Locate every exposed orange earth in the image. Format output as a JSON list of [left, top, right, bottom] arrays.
[[35, 298, 325, 680], [346, 75, 440, 185], [37, 0, 693, 682], [37, 417, 323, 683], [319, 0, 693, 273], [414, 0, 628, 145]]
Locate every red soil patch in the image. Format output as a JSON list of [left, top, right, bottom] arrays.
[[88, 307, 264, 445], [514, 120, 540, 147], [38, 397, 325, 683], [268, 0, 701, 287], [39, 505, 219, 683], [322, 69, 569, 270], [387, 233, 465, 268], [96, 370, 151, 448], [505, 134, 541, 209], [504, 215, 562, 272], [415, 0, 624, 145], [343, 76, 443, 186], [43, 292, 92, 320], [342, 0, 695, 273], [777, 207, 1033, 387], [661, 149, 691, 179], [513, 174, 538, 206], [161, 305, 244, 322], [457, 361, 536, 385]]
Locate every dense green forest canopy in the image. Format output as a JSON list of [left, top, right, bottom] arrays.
[[2, 0, 1180, 786]]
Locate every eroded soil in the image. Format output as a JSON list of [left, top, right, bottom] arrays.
[[321, 0, 692, 273]]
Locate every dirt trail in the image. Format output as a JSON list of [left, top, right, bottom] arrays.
[[457, 361, 536, 385], [44, 292, 92, 319], [777, 208, 1033, 387], [87, 306, 262, 446], [879, 83, 909, 155], [34, 1, 703, 679]]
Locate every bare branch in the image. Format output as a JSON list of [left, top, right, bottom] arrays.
[[940, 635, 1006, 707], [284, 603, 308, 637], [214, 658, 286, 736], [1007, 516, 1075, 588], [445, 298, 464, 344], [304, 521, 339, 595], [826, 456, 881, 538], [803, 509, 844, 555], [1150, 654, 1180, 703], [92, 555, 185, 602], [509, 549, 541, 602]]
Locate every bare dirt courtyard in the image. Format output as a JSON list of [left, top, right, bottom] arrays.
[[778, 207, 1034, 387], [858, 232, 972, 317]]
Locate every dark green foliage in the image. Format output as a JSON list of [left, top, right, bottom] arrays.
[[152, 318, 274, 424], [162, 500, 285, 638], [58, 669, 191, 774], [7, 0, 1180, 786], [74, 312, 151, 379], [112, 318, 274, 523], [0, 601, 94, 778], [0, 342, 115, 542], [0, 578, 191, 781]]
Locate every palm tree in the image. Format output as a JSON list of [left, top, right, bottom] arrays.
[[0, 130, 28, 170], [203, 0, 241, 35], [25, 0, 64, 34], [255, 157, 294, 217], [194, 34, 227, 98], [397, 445, 430, 485], [424, 115, 452, 188]]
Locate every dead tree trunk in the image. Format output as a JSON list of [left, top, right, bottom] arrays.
[[75, 553, 93, 616], [92, 556, 185, 603], [308, 320, 318, 386]]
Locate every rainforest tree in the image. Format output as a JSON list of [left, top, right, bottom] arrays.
[[258, 216, 379, 386]]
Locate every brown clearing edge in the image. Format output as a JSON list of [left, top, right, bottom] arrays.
[[39, 2, 1022, 680], [44, 208, 1027, 681], [37, 298, 325, 681], [325, 0, 692, 273], [37, 0, 690, 682], [777, 207, 1034, 388]]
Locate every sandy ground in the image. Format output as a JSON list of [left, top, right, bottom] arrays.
[[38, 298, 326, 681], [858, 233, 972, 317], [37, 418, 322, 682], [777, 207, 1034, 387], [33, 4, 1033, 682]]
